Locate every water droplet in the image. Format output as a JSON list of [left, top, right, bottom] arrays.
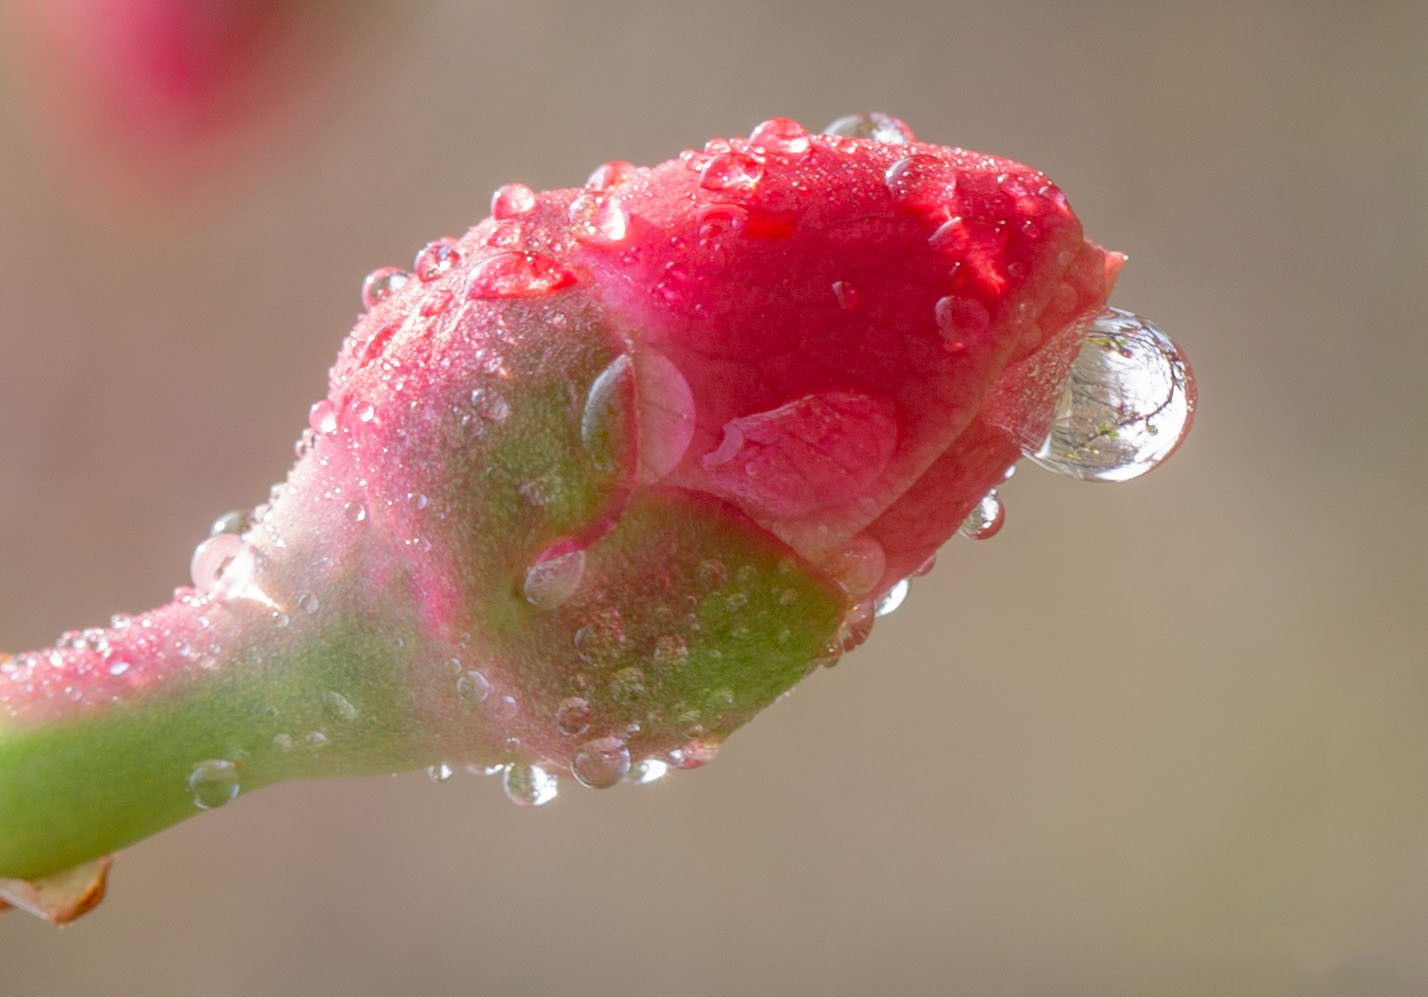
[[190, 533, 257, 601], [354, 401, 377, 424], [875, 577, 910, 617], [697, 558, 728, 590], [456, 669, 492, 706], [822, 112, 915, 144], [574, 608, 626, 665], [503, 763, 559, 806], [959, 490, 1005, 540], [585, 160, 635, 191], [572, 736, 631, 789], [412, 237, 461, 281], [935, 294, 991, 351], [296, 592, 320, 614], [523, 546, 587, 609], [884, 154, 957, 211], [700, 152, 763, 193], [105, 655, 131, 677], [308, 399, 339, 435], [670, 737, 721, 769], [568, 191, 629, 245], [187, 759, 239, 809], [343, 501, 367, 524], [556, 696, 593, 736], [1024, 308, 1196, 481], [407, 491, 430, 511], [632, 758, 669, 784], [833, 599, 876, 654], [427, 762, 455, 783], [491, 182, 537, 219], [832, 280, 860, 311], [321, 690, 359, 722], [608, 667, 646, 705], [748, 117, 811, 155], [466, 252, 576, 299], [361, 266, 410, 309], [209, 509, 253, 537]]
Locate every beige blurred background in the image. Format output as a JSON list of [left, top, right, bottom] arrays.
[[1, 1, 1425, 994]]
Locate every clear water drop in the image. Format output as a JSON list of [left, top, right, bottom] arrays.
[[822, 112, 915, 144], [412, 237, 461, 281], [875, 577, 910, 617], [466, 252, 575, 299], [584, 160, 635, 192], [821, 536, 886, 598], [190, 533, 257, 601], [572, 736, 631, 789], [187, 759, 239, 809], [209, 509, 253, 537], [608, 667, 646, 705], [296, 592, 320, 614], [632, 758, 669, 784], [748, 117, 811, 155], [503, 763, 559, 807], [959, 490, 1005, 540], [700, 152, 763, 193], [361, 266, 410, 309], [523, 546, 587, 609], [884, 154, 957, 211], [427, 762, 455, 783], [106, 655, 131, 677], [1023, 308, 1196, 481], [308, 399, 339, 435], [321, 690, 358, 722], [568, 191, 629, 245], [343, 501, 367, 524], [832, 280, 860, 311], [490, 182, 537, 219], [556, 696, 593, 736], [457, 669, 492, 706]]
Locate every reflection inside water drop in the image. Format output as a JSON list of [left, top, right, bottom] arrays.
[[503, 763, 559, 806], [1023, 308, 1195, 482]]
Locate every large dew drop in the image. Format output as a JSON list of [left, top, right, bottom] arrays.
[[187, 759, 240, 810], [822, 112, 915, 144], [1023, 308, 1196, 482], [503, 763, 559, 807]]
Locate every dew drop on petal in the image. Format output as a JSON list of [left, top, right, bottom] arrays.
[[585, 160, 635, 192], [308, 399, 339, 436], [832, 280, 860, 311], [700, 152, 763, 193], [884, 154, 957, 211], [427, 762, 455, 783], [556, 696, 593, 736], [343, 501, 367, 524], [187, 759, 239, 809], [209, 508, 253, 537], [572, 735, 631, 789], [503, 763, 559, 807], [523, 546, 587, 609], [748, 117, 811, 155], [875, 577, 910, 617], [568, 191, 629, 245], [361, 266, 410, 309], [412, 237, 461, 282], [490, 182, 537, 219], [959, 490, 1005, 540], [466, 252, 576, 299], [822, 112, 915, 144], [190, 534, 257, 600], [632, 758, 669, 784], [1023, 308, 1196, 482], [456, 669, 492, 706]]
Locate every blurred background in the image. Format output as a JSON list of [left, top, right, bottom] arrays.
[[1, 1, 1425, 993]]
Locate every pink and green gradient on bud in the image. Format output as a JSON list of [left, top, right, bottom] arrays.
[[0, 115, 1194, 918]]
